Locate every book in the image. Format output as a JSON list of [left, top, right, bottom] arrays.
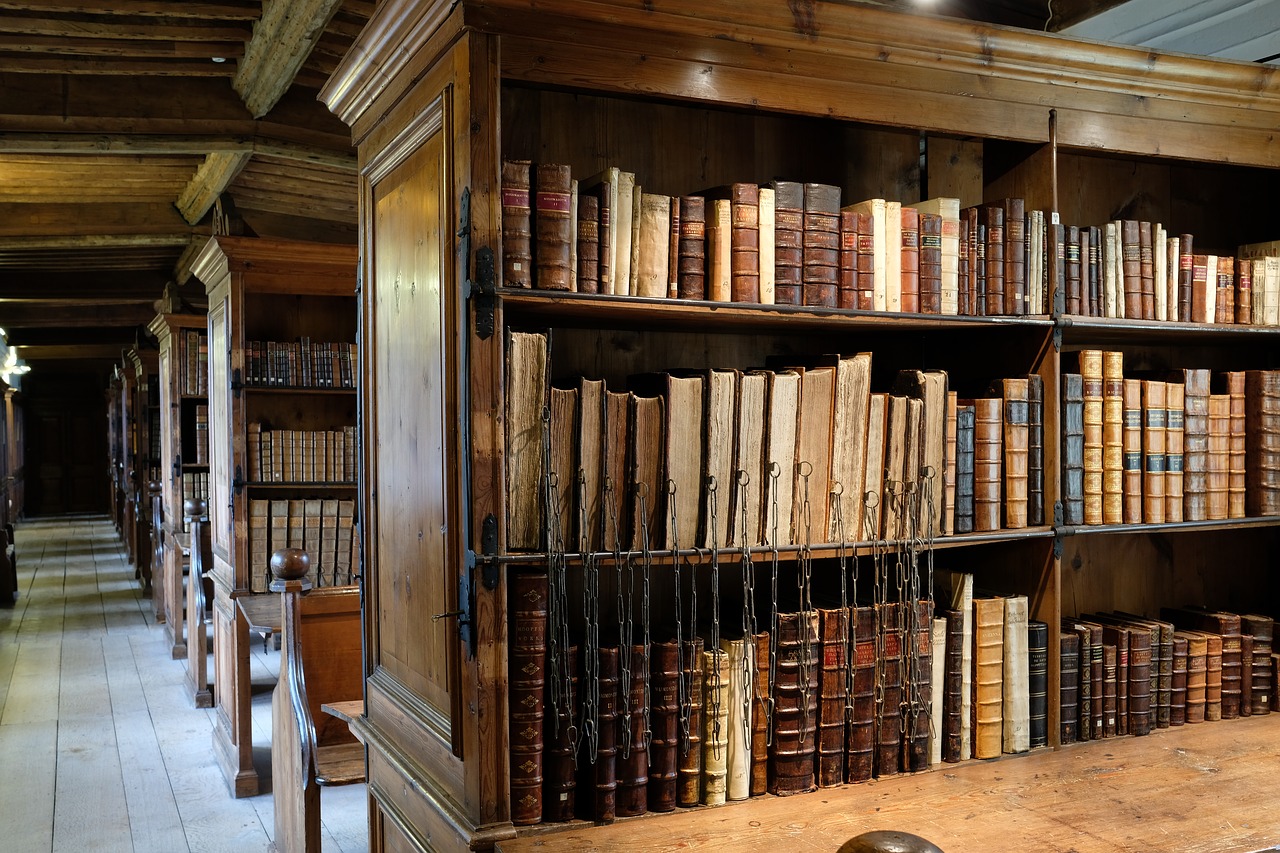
[[829, 354, 873, 543], [1065, 225, 1082, 314], [589, 645, 621, 823], [1178, 631, 1208, 724], [577, 192, 600, 293], [902, 600, 934, 773], [1161, 607, 1242, 720], [677, 196, 707, 300], [838, 209, 858, 310], [1079, 351, 1105, 524], [886, 201, 903, 312], [630, 393, 665, 548], [770, 611, 818, 795], [635, 193, 672, 298], [955, 404, 975, 534], [1001, 595, 1029, 753], [936, 571, 974, 760], [730, 371, 767, 548], [501, 160, 533, 288], [817, 608, 848, 788], [763, 370, 801, 546], [727, 184, 761, 303], [248, 499, 269, 593], [1027, 373, 1044, 526], [854, 211, 876, 310], [914, 197, 960, 315], [943, 391, 958, 534], [581, 168, 617, 294], [971, 397, 1003, 532], [1183, 368, 1211, 521], [1216, 256, 1236, 323], [1241, 633, 1255, 717], [700, 647, 729, 806], [1062, 373, 1085, 525], [863, 393, 888, 540], [508, 572, 547, 825], [759, 187, 776, 305], [1171, 634, 1188, 726], [534, 163, 574, 291], [1122, 378, 1143, 524], [794, 366, 835, 543], [505, 330, 547, 551], [751, 632, 770, 796], [1240, 614, 1274, 715], [1166, 381, 1185, 523], [1001, 198, 1026, 315], [847, 605, 876, 782], [1121, 219, 1141, 318], [647, 641, 680, 812], [544, 644, 578, 821], [875, 602, 903, 775], [662, 374, 704, 550], [998, 377, 1030, 529], [899, 205, 920, 313], [895, 368, 947, 538], [982, 205, 1005, 315], [1245, 371, 1280, 516], [1236, 257, 1253, 324], [772, 181, 804, 305], [602, 390, 631, 552], [702, 368, 737, 549], [547, 386, 578, 549], [706, 198, 732, 302], [1060, 631, 1080, 745], [930, 616, 947, 765], [1027, 620, 1048, 748], [1102, 351, 1125, 524], [972, 596, 1005, 759], [1207, 392, 1230, 521], [1222, 371, 1246, 518], [577, 378, 606, 551], [1140, 379, 1167, 523], [847, 198, 887, 311], [722, 637, 752, 801], [614, 171, 637, 295], [802, 184, 841, 308], [677, 637, 705, 807], [919, 212, 943, 314], [617, 644, 649, 817], [942, 608, 965, 763]]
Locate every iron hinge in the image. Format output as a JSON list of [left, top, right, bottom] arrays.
[[459, 186, 496, 340]]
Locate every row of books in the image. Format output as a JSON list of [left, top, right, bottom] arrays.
[[242, 339, 356, 389], [245, 423, 357, 484], [247, 498, 357, 593], [506, 332, 1046, 553], [180, 471, 208, 532], [192, 404, 209, 466], [178, 329, 207, 396], [1060, 607, 1273, 745], [1061, 354, 1280, 524]]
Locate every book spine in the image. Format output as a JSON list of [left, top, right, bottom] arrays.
[[772, 182, 804, 306], [501, 160, 533, 288], [1242, 615, 1274, 715], [677, 638, 705, 807], [839, 210, 859, 310], [1166, 382, 1185, 523], [1102, 351, 1125, 524], [1062, 373, 1086, 525], [1205, 634, 1223, 722], [1027, 374, 1044, 527], [723, 638, 752, 801], [1001, 597, 1029, 753], [847, 606, 876, 782], [900, 206, 920, 313], [902, 600, 934, 772], [855, 212, 876, 311], [1141, 381, 1167, 523], [1216, 256, 1236, 324], [543, 644, 578, 822], [1080, 350, 1104, 525], [771, 611, 819, 795], [616, 644, 649, 816], [1028, 620, 1048, 749], [802, 184, 841, 308], [1004, 199, 1026, 315], [701, 648, 730, 806], [1122, 379, 1143, 524], [678, 196, 707, 300], [1170, 635, 1188, 726], [1182, 633, 1207, 724], [1065, 225, 1082, 315], [1059, 633, 1080, 745], [943, 608, 965, 762], [1183, 369, 1210, 521], [534, 163, 574, 291], [730, 184, 761, 303], [817, 608, 849, 787], [875, 603, 903, 774], [972, 397, 1003, 532], [1139, 220, 1155, 319], [1207, 393, 1230, 521], [1002, 378, 1030, 529], [1245, 371, 1280, 517], [1102, 643, 1118, 737], [751, 632, 771, 796], [920, 211, 943, 314], [1226, 372, 1246, 519], [1122, 219, 1142, 318], [647, 641, 680, 812], [1241, 633, 1255, 718], [576, 193, 600, 294], [955, 405, 976, 534], [1237, 257, 1254, 324], [972, 598, 1004, 759], [983, 206, 1005, 315], [1127, 629, 1153, 736]]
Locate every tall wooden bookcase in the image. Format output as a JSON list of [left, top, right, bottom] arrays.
[[192, 235, 358, 798], [322, 1, 1280, 850], [148, 312, 209, 657], [2, 384, 21, 528]]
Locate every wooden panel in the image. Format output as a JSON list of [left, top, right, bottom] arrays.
[[207, 293, 233, 565]]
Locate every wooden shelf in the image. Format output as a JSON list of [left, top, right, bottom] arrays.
[[1057, 314, 1280, 345], [1058, 516, 1280, 538], [236, 480, 356, 489], [236, 384, 356, 394]]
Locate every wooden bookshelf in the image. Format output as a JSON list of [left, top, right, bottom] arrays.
[[192, 235, 358, 798], [321, 1, 1280, 850], [123, 346, 159, 598]]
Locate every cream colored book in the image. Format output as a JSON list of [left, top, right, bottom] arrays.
[[886, 200, 903, 313], [629, 182, 643, 295], [763, 370, 800, 547], [614, 170, 636, 295], [930, 616, 948, 766], [1154, 222, 1167, 320], [758, 187, 776, 305], [862, 392, 887, 541], [701, 647, 730, 806], [1167, 236, 1181, 323], [722, 637, 752, 801], [707, 198, 732, 302], [1205, 253, 1218, 324], [1002, 594, 1030, 754], [732, 371, 768, 547], [847, 198, 887, 311], [703, 368, 737, 549], [828, 352, 872, 543], [635, 193, 671, 298]]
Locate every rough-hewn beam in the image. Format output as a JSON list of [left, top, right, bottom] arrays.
[[0, 202, 191, 237], [0, 15, 251, 41], [0, 234, 192, 251], [0, 300, 156, 329], [16, 344, 129, 360], [177, 150, 253, 225], [0, 35, 246, 59], [0, 1, 260, 19], [234, 0, 345, 118], [0, 270, 169, 300], [0, 133, 355, 170]]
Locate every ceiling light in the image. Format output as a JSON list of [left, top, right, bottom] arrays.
[[212, 57, 227, 63]]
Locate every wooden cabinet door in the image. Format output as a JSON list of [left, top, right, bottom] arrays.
[[207, 292, 234, 585]]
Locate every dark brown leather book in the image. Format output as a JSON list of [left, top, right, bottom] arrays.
[[577, 193, 600, 294], [751, 631, 770, 796], [1216, 255, 1236, 324], [616, 643, 649, 817], [1121, 219, 1141, 319], [1241, 614, 1274, 715], [1086, 226, 1101, 316], [1207, 393, 1230, 521], [982, 205, 1005, 315], [1123, 622, 1153, 736], [1244, 370, 1280, 517], [1190, 253, 1212, 323], [899, 205, 920, 313], [678, 195, 707, 300], [1139, 220, 1155, 319], [1170, 635, 1189, 726], [876, 602, 905, 772], [501, 159, 533, 288], [581, 169, 615, 294], [902, 599, 934, 771], [770, 611, 819, 795], [847, 605, 877, 781], [1122, 378, 1143, 524], [1221, 371, 1246, 519], [1001, 198, 1026, 315], [1102, 351, 1125, 525], [1178, 631, 1208, 724], [509, 571, 547, 825], [1081, 622, 1105, 739], [647, 640, 680, 812], [1062, 373, 1085, 525], [971, 396, 1003, 532], [1101, 643, 1117, 738], [854, 211, 876, 311], [543, 644, 578, 822], [1161, 607, 1241, 720], [1236, 257, 1253, 324], [1240, 633, 1254, 718], [535, 163, 574, 291], [1065, 224, 1082, 315], [802, 183, 841, 308], [943, 608, 964, 762], [996, 377, 1029, 529], [817, 607, 849, 787], [676, 637, 705, 807], [1182, 368, 1211, 521], [771, 180, 804, 306], [1064, 622, 1095, 740], [919, 211, 943, 314], [1094, 622, 1130, 737], [1177, 233, 1194, 321], [667, 195, 681, 299], [1060, 631, 1080, 745], [586, 645, 620, 823], [1141, 380, 1167, 524], [1079, 351, 1104, 525], [839, 209, 859, 310], [701, 184, 760, 303]]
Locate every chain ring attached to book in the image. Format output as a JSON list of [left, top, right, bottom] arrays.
[[738, 470, 756, 747]]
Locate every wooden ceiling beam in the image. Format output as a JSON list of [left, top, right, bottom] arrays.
[[234, 0, 345, 118], [0, 133, 355, 170], [0, 234, 193, 252], [15, 344, 132, 361], [0, 36, 246, 59], [0, 201, 191, 237], [0, 300, 156, 329], [0, 1, 260, 19], [176, 150, 253, 225], [0, 269, 170, 299], [0, 56, 233, 76], [0, 15, 252, 42]]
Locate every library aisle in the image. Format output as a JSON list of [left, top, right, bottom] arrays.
[[0, 515, 367, 853]]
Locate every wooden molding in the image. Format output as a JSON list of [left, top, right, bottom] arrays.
[[234, 0, 345, 118], [0, 133, 355, 171], [0, 233, 193, 251], [0, 301, 157, 330], [177, 150, 253, 225]]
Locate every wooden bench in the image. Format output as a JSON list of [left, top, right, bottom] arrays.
[[269, 548, 364, 853], [184, 499, 214, 708]]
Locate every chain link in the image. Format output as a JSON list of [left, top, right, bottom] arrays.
[[766, 462, 781, 747], [738, 470, 755, 747], [636, 482, 653, 751]]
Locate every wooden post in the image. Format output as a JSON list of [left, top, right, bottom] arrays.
[[270, 547, 319, 853], [185, 499, 213, 708], [149, 481, 165, 623]]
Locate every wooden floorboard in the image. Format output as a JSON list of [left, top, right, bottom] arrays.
[[0, 515, 370, 853]]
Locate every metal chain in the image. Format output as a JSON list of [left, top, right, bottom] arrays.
[[580, 469, 599, 761], [797, 461, 814, 746], [607, 477, 632, 759], [636, 483, 653, 751], [738, 470, 755, 747], [707, 476, 722, 761], [766, 462, 781, 747], [668, 479, 690, 759], [832, 483, 854, 725]]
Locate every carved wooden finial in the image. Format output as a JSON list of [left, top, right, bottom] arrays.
[[148, 480, 162, 495], [183, 498, 208, 520], [270, 547, 312, 592]]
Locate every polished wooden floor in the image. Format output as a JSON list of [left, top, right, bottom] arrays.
[[0, 515, 368, 853]]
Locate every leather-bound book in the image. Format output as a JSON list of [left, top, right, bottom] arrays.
[[667, 193, 680, 298], [1139, 220, 1155, 319], [1203, 632, 1223, 721], [750, 632, 770, 795], [501, 159, 533, 288], [1170, 635, 1189, 726], [581, 168, 617, 293], [729, 184, 761, 303], [543, 644, 578, 822], [899, 205, 920, 313], [1190, 253, 1212, 322], [505, 331, 547, 551], [955, 403, 976, 534], [635, 193, 672, 299], [1101, 643, 1118, 738], [1166, 381, 1185, 523], [943, 608, 965, 762], [802, 183, 841, 308], [1088, 226, 1103, 316], [919, 210, 943, 314], [1178, 631, 1208, 724], [971, 397, 1003, 532], [958, 209, 972, 315], [759, 187, 775, 304], [1122, 622, 1153, 736], [1001, 198, 1026, 314], [1028, 620, 1048, 749], [847, 605, 877, 781], [1244, 370, 1280, 516], [534, 163, 574, 291], [1220, 371, 1246, 518], [1125, 613, 1174, 730], [1216, 256, 1236, 323], [854, 211, 876, 310], [1094, 623, 1131, 736], [677, 196, 707, 300], [1024, 373, 1044, 525], [1121, 219, 1142, 319], [1060, 631, 1080, 745], [706, 199, 732, 302], [972, 597, 1005, 759], [1141, 380, 1167, 523], [722, 637, 752, 801], [1236, 257, 1254, 323], [930, 616, 947, 765], [1241, 614, 1274, 715], [1002, 595, 1030, 753], [731, 371, 768, 548], [701, 647, 730, 806], [915, 197, 959, 313], [586, 646, 620, 823], [996, 377, 1030, 530], [629, 392, 665, 548], [763, 370, 801, 547], [894, 368, 946, 538], [1182, 368, 1210, 521], [602, 390, 631, 552], [1161, 608, 1241, 720], [1065, 225, 1082, 315], [1079, 351, 1105, 524], [847, 198, 886, 310], [509, 571, 548, 825], [617, 644, 649, 817], [1062, 373, 1086, 525], [770, 611, 819, 795], [1240, 633, 1255, 717], [944, 391, 959, 535], [577, 193, 600, 294], [876, 602, 904, 774], [903, 599, 935, 772], [1063, 622, 1092, 740], [1177, 234, 1194, 320], [1102, 351, 1125, 525], [772, 181, 804, 305], [647, 640, 680, 812], [830, 354, 874, 544], [982, 205, 1005, 315], [1121, 379, 1143, 524], [548, 386, 579, 549], [817, 607, 849, 787], [937, 571, 974, 760], [1206, 393, 1230, 521], [676, 637, 705, 807], [839, 209, 859, 310]]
